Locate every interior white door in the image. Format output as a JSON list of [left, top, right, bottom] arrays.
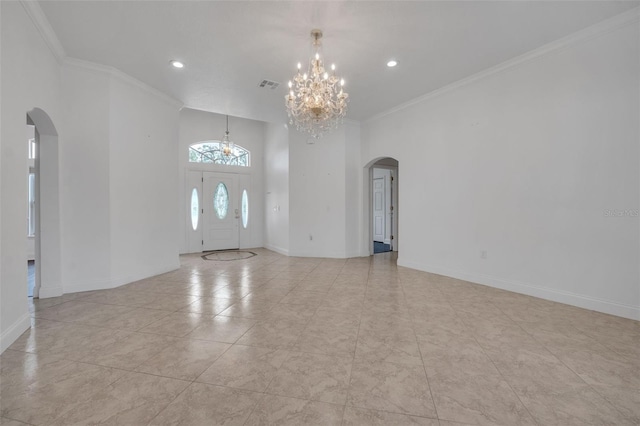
[[384, 173, 392, 245], [203, 172, 239, 250], [373, 177, 385, 242], [388, 171, 394, 249]]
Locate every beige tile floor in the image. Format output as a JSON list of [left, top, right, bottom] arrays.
[[2, 249, 639, 425]]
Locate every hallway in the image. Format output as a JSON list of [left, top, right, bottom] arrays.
[[1, 249, 638, 425], [27, 261, 35, 298]]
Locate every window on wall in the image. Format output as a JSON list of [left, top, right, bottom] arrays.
[[190, 188, 199, 231], [28, 138, 36, 159], [28, 137, 37, 237], [28, 173, 35, 237], [241, 189, 249, 229], [213, 182, 229, 219], [189, 141, 250, 166]]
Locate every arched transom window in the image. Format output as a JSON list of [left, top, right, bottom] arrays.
[[189, 141, 250, 166]]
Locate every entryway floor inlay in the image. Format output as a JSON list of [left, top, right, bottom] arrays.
[[201, 250, 257, 261]]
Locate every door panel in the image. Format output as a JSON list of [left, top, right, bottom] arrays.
[[374, 216, 383, 236], [373, 177, 385, 242], [203, 172, 239, 250]]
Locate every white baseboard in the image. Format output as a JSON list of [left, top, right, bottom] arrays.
[[345, 250, 369, 258], [218, 244, 364, 259], [264, 244, 289, 256], [1, 313, 31, 354], [288, 249, 348, 259], [63, 261, 181, 295], [38, 285, 64, 298], [397, 257, 640, 321]]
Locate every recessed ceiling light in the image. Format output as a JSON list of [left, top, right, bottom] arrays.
[[170, 60, 184, 69], [387, 60, 398, 68]]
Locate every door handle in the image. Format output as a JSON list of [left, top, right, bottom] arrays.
[[235, 208, 240, 219]]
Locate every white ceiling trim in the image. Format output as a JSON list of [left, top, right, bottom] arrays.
[[63, 58, 183, 110], [20, 0, 65, 63], [366, 6, 640, 124], [21, 0, 183, 110]]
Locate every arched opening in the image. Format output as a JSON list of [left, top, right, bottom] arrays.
[[363, 157, 399, 256], [26, 108, 62, 299], [26, 123, 36, 297]]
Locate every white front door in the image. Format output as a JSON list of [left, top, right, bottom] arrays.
[[373, 177, 385, 242], [388, 171, 394, 249], [203, 172, 239, 250]]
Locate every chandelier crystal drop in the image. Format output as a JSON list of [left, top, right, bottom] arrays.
[[221, 115, 234, 156], [285, 29, 349, 139]]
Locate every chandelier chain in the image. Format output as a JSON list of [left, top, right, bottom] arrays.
[[222, 115, 234, 156]]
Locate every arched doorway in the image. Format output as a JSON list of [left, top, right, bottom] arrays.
[[26, 108, 62, 299], [363, 157, 399, 256]]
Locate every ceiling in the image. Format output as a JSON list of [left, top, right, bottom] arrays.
[[38, 1, 638, 124]]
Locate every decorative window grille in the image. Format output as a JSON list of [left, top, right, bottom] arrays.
[[189, 141, 250, 166]]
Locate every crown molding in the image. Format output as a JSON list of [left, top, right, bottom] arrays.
[[20, 0, 66, 63], [21, 1, 182, 110], [63, 58, 184, 110], [367, 6, 640, 124]]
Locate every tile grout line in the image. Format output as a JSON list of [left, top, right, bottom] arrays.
[[341, 256, 371, 424], [399, 270, 441, 423], [504, 307, 637, 423], [464, 300, 542, 426]]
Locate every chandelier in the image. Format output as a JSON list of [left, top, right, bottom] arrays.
[[221, 115, 234, 156], [285, 29, 349, 139]]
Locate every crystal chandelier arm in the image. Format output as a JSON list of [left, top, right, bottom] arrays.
[[285, 29, 348, 138]]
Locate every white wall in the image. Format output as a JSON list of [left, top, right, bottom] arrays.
[[363, 19, 640, 319], [264, 123, 290, 255], [266, 121, 365, 259], [58, 62, 182, 294], [1, 1, 63, 351], [345, 122, 364, 257], [178, 108, 265, 253], [109, 76, 181, 286], [59, 64, 112, 291], [289, 129, 348, 257]]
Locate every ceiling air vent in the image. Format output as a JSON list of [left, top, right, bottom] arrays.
[[258, 80, 280, 90]]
